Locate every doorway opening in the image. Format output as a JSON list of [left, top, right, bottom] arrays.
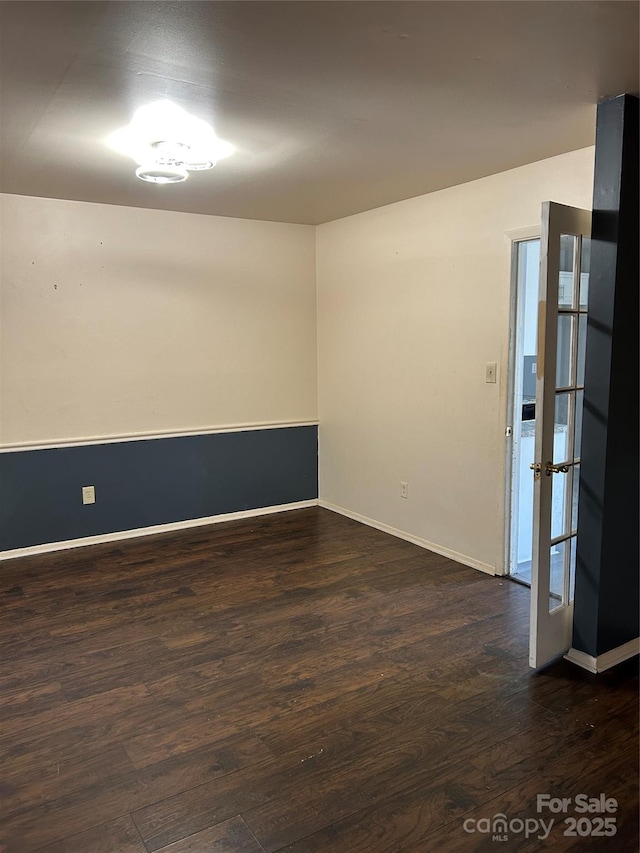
[[506, 232, 590, 592], [506, 237, 540, 585]]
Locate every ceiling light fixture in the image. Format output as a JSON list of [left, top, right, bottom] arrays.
[[107, 100, 235, 185], [135, 164, 189, 184]]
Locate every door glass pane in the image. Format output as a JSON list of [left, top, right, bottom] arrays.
[[552, 391, 573, 537], [556, 314, 574, 388], [575, 390, 584, 459], [576, 314, 587, 386], [571, 464, 580, 531], [554, 392, 571, 463], [569, 537, 577, 603], [552, 467, 569, 540], [549, 540, 566, 612], [579, 237, 590, 309], [558, 234, 576, 309]]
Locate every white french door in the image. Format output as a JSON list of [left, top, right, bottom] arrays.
[[529, 201, 591, 669]]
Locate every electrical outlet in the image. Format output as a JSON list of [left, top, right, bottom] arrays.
[[400, 481, 408, 499], [82, 485, 96, 505], [485, 362, 497, 384]]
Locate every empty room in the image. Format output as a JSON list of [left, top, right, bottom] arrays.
[[0, 2, 638, 852]]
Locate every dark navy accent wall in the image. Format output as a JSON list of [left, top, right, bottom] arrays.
[[573, 95, 639, 658], [0, 426, 318, 551]]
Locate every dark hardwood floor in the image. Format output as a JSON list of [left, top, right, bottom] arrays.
[[0, 507, 637, 853]]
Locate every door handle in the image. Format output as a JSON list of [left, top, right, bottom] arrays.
[[544, 461, 570, 475], [530, 460, 575, 477]]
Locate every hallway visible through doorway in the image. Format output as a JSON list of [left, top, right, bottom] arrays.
[[506, 237, 539, 586]]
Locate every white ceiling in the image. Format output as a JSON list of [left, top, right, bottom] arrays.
[[1, 1, 638, 225]]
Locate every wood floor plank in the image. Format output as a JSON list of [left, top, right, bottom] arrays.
[[22, 815, 147, 853], [152, 816, 266, 852], [0, 744, 135, 819], [0, 680, 65, 722], [0, 683, 153, 755]]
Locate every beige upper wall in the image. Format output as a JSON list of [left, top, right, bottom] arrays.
[[0, 194, 317, 444], [316, 147, 595, 573]]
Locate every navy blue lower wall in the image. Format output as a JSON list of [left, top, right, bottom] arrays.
[[0, 426, 318, 551]]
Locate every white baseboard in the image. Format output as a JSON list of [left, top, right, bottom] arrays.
[[565, 637, 640, 673], [319, 499, 495, 576], [0, 499, 319, 561]]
